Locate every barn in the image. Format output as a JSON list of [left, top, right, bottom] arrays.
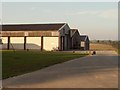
[[1, 23, 90, 51], [1, 23, 71, 51], [71, 29, 81, 49], [80, 35, 90, 50]]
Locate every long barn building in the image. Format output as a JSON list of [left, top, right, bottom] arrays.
[[1, 23, 89, 51]]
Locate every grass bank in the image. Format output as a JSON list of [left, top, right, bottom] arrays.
[[2, 51, 88, 79]]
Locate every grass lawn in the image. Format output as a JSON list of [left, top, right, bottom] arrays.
[[118, 49, 120, 55], [2, 50, 88, 79]]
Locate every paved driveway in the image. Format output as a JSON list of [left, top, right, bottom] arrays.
[[3, 51, 118, 88]]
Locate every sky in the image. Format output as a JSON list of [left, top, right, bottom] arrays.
[[1, 2, 118, 40]]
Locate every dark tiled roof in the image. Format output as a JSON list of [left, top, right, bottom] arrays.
[[80, 35, 88, 41], [2, 23, 65, 31]]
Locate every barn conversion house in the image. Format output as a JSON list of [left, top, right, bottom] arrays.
[[1, 23, 90, 51], [71, 29, 81, 49], [80, 35, 90, 50]]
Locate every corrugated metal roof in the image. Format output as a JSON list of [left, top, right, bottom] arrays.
[[2, 23, 65, 31]]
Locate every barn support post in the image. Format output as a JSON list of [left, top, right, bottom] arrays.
[[65, 35, 68, 50], [24, 36, 26, 50], [84, 42, 86, 50], [62, 36, 65, 50], [58, 33, 61, 51], [41, 36, 43, 51], [7, 36, 10, 50], [61, 36, 64, 51]]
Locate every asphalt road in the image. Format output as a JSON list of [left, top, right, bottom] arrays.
[[3, 51, 118, 88]]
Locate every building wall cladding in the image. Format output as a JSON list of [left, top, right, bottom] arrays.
[[10, 37, 24, 49], [43, 37, 59, 51], [2, 36, 59, 51], [26, 37, 41, 50], [1, 23, 90, 51], [1, 30, 60, 51], [58, 24, 71, 50], [2, 37, 8, 49], [72, 31, 81, 49], [80, 36, 90, 50], [1, 23, 71, 51], [70, 29, 81, 49], [1, 31, 59, 37], [85, 37, 90, 50]]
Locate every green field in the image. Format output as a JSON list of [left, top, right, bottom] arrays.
[[2, 51, 87, 79], [118, 49, 120, 54]]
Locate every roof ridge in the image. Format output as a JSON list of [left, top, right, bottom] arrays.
[[2, 23, 66, 25], [2, 23, 67, 31]]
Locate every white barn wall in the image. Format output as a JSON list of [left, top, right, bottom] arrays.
[[81, 41, 85, 47], [2, 37, 58, 51], [2, 37, 8, 49], [43, 37, 58, 51], [26, 37, 41, 50], [10, 37, 24, 49]]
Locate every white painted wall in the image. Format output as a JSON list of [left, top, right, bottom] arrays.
[[26, 37, 41, 50], [43, 37, 58, 51], [81, 41, 85, 47], [10, 37, 24, 49], [2, 37, 58, 51], [2, 37, 8, 49], [1, 37, 8, 43]]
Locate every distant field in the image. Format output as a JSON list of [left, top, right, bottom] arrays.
[[90, 43, 116, 51], [2, 51, 87, 79]]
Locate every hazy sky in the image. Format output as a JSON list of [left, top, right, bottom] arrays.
[[2, 2, 118, 40]]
